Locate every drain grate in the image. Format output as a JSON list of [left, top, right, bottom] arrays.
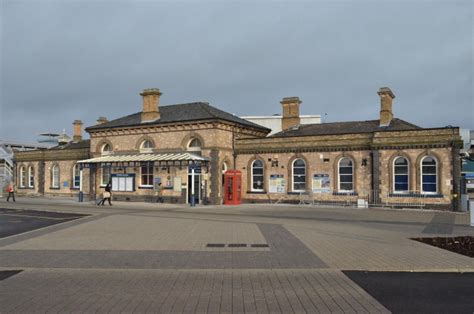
[[206, 243, 226, 248], [228, 243, 247, 248], [251, 244, 269, 248], [206, 243, 269, 248]]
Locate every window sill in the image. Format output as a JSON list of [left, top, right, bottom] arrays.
[[287, 191, 306, 195], [333, 191, 358, 196], [389, 192, 444, 198], [138, 185, 154, 189]]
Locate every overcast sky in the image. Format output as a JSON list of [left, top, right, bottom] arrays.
[[1, 0, 473, 143]]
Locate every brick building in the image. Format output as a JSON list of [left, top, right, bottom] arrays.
[[14, 87, 463, 210]]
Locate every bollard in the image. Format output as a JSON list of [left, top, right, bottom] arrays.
[[470, 201, 474, 227], [78, 191, 83, 202]]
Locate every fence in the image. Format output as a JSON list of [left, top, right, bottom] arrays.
[[366, 190, 428, 208], [293, 190, 430, 209]]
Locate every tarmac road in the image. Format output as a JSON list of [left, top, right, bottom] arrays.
[[0, 208, 86, 238]]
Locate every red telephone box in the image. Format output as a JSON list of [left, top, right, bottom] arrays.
[[224, 170, 242, 205]]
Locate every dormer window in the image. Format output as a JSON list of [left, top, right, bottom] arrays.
[[101, 143, 112, 156], [140, 140, 154, 153]]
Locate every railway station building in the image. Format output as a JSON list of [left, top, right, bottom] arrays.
[[14, 87, 462, 210]]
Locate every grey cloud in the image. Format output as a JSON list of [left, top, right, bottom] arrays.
[[1, 0, 472, 142]]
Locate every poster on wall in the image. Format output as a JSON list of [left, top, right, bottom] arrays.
[[111, 174, 135, 192], [173, 177, 182, 192], [269, 174, 286, 193], [312, 174, 331, 193]]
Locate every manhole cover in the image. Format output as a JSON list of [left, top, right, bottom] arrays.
[[228, 243, 247, 248], [206, 243, 225, 248]]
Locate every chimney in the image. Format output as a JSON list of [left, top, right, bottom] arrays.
[[72, 120, 83, 142], [378, 87, 395, 127], [281, 97, 302, 131], [140, 88, 162, 122], [97, 116, 108, 125]]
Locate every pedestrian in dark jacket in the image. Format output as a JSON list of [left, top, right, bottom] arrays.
[[98, 182, 112, 206]]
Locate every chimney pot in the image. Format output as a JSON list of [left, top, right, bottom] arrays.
[[378, 87, 395, 127], [97, 116, 108, 125], [141, 88, 162, 122], [72, 120, 83, 142], [281, 96, 302, 131]]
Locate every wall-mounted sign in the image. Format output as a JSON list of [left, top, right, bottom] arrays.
[[312, 174, 331, 194], [269, 174, 286, 193]]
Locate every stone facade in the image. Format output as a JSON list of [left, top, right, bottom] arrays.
[[15, 145, 91, 198], [87, 121, 262, 204], [235, 127, 461, 210], [13, 87, 463, 210]]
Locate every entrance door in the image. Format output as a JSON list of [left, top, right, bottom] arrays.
[[188, 174, 201, 204]]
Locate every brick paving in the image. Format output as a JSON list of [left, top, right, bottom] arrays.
[[0, 224, 327, 269], [0, 269, 389, 313], [0, 199, 473, 312]]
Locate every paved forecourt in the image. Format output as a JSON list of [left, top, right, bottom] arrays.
[[0, 198, 473, 312]]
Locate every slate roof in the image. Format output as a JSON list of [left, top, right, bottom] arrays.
[[85, 102, 270, 132], [270, 118, 421, 138], [49, 139, 91, 150]]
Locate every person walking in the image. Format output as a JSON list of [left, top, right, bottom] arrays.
[[6, 182, 15, 202], [156, 182, 164, 203], [98, 182, 112, 206]]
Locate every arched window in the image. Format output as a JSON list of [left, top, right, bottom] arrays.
[[101, 143, 112, 155], [187, 138, 202, 156], [393, 157, 409, 193], [292, 159, 306, 192], [28, 166, 35, 188], [73, 164, 81, 189], [140, 140, 154, 152], [51, 165, 60, 188], [421, 156, 437, 193], [19, 166, 26, 188], [251, 160, 264, 192], [338, 158, 354, 191], [188, 138, 201, 148]]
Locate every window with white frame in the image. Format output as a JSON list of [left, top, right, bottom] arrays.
[[19, 166, 26, 188], [421, 156, 437, 193], [292, 159, 306, 192], [51, 165, 60, 188], [140, 139, 154, 153], [28, 166, 34, 188], [101, 166, 111, 186], [140, 163, 153, 186], [251, 160, 264, 191], [73, 164, 81, 189], [187, 138, 202, 156], [393, 157, 409, 192], [101, 143, 112, 155], [338, 158, 354, 191]]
